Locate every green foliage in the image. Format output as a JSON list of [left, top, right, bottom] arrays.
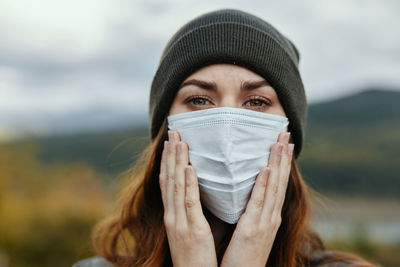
[[299, 89, 400, 198], [0, 144, 113, 267], [33, 128, 150, 177], [326, 224, 400, 267], [307, 89, 400, 125]]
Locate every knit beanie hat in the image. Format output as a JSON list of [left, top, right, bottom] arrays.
[[149, 9, 307, 157]]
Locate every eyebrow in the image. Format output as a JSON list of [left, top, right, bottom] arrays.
[[180, 79, 270, 91], [241, 80, 270, 90], [180, 79, 218, 91]]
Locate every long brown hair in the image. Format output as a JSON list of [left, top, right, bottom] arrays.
[[92, 118, 377, 267]]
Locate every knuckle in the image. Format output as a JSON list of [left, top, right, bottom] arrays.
[[159, 180, 166, 189], [185, 198, 198, 209], [237, 220, 256, 238], [192, 224, 211, 237], [163, 214, 174, 228], [185, 177, 194, 187], [166, 173, 175, 184], [271, 215, 282, 227], [259, 179, 268, 188], [255, 198, 264, 209], [174, 182, 183, 193], [240, 226, 257, 240], [159, 174, 166, 184], [272, 183, 279, 195]]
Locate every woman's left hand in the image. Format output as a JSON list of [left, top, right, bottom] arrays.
[[220, 132, 294, 267]]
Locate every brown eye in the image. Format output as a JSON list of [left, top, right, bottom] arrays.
[[193, 98, 207, 105], [188, 97, 212, 106], [244, 99, 269, 107], [245, 99, 264, 106]]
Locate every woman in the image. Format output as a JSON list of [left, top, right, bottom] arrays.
[[74, 9, 378, 267]]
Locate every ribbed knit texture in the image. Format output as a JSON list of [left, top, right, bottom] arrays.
[[149, 9, 307, 157]]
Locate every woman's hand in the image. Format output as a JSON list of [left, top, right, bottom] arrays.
[[220, 132, 294, 267], [159, 130, 218, 267]]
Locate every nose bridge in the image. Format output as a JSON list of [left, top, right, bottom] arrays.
[[219, 94, 238, 108]]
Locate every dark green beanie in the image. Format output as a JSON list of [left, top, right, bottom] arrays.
[[149, 9, 307, 157]]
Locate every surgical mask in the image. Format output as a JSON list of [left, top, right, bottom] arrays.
[[167, 107, 289, 224]]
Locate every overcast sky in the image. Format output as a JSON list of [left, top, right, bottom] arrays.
[[1, 0, 399, 138]]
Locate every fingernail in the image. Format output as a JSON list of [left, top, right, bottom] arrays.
[[265, 167, 271, 174], [283, 132, 290, 143], [168, 131, 174, 142], [172, 131, 178, 142], [261, 167, 268, 175], [288, 144, 294, 155]]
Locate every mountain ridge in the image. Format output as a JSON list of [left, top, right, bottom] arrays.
[[2, 88, 399, 197], [1, 88, 399, 142], [307, 88, 400, 125]]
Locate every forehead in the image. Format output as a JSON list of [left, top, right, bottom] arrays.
[[178, 63, 277, 97], [182, 63, 265, 82]]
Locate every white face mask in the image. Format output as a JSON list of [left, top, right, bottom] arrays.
[[167, 107, 289, 224]]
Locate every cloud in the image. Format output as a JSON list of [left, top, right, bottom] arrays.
[[0, 0, 399, 137]]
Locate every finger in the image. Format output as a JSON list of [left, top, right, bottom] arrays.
[[274, 142, 294, 214], [185, 166, 206, 226], [171, 130, 182, 142], [271, 132, 291, 214], [159, 141, 168, 210], [174, 141, 189, 226], [243, 167, 270, 219], [278, 131, 290, 145], [166, 131, 178, 216], [261, 142, 283, 219]]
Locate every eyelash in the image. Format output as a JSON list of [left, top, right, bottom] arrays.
[[185, 95, 213, 106], [184, 95, 272, 110]]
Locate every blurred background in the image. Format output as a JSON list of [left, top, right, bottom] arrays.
[[0, 0, 399, 266]]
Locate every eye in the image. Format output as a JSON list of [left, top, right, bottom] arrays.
[[186, 95, 213, 106], [243, 96, 271, 108]]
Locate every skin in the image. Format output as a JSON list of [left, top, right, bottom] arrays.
[[159, 64, 294, 267]]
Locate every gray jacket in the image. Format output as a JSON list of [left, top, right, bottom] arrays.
[[72, 251, 365, 267], [73, 256, 113, 267]]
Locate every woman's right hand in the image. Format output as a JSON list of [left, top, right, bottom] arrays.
[[159, 130, 218, 267]]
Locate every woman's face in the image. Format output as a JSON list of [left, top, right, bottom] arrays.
[[169, 64, 286, 116]]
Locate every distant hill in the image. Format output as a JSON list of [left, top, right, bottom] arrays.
[[2, 88, 399, 197], [20, 128, 150, 177], [299, 88, 400, 197], [307, 89, 400, 125]]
